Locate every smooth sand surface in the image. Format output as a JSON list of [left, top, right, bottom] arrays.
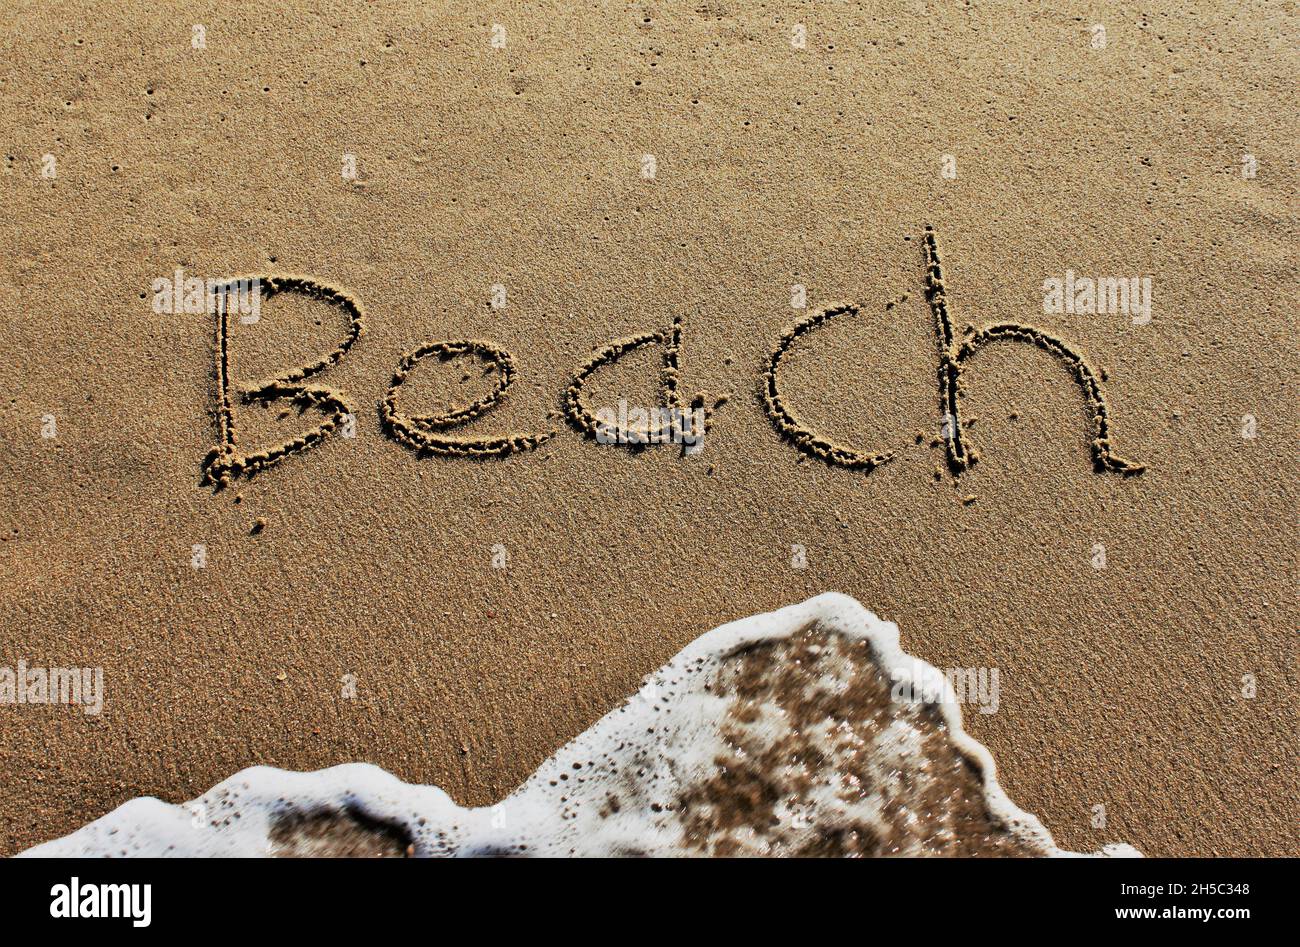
[[1, 2, 1295, 855]]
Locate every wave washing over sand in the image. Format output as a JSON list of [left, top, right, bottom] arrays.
[[23, 595, 1138, 858]]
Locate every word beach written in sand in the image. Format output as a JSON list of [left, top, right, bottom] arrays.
[[198, 227, 1145, 490]]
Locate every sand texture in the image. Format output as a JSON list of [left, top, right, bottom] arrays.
[[0, 1, 1296, 856]]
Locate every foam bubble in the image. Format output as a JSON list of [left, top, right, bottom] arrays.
[[22, 594, 1140, 858]]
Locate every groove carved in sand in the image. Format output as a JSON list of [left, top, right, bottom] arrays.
[[563, 315, 712, 449], [201, 275, 363, 489], [923, 226, 1145, 476], [761, 301, 907, 472], [380, 339, 554, 458], [202, 232, 1145, 484], [761, 229, 1146, 477]]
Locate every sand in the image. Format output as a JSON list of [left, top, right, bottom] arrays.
[[1, 1, 1296, 856]]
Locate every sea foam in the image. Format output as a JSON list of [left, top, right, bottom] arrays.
[[22, 593, 1139, 857]]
